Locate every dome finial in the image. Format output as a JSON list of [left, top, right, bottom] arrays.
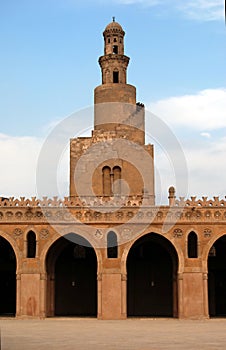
[[112, 16, 115, 22]]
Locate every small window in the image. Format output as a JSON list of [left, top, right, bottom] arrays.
[[113, 45, 118, 54], [107, 232, 118, 258], [113, 166, 121, 195], [113, 71, 119, 83], [187, 232, 198, 258], [27, 231, 36, 258], [103, 166, 111, 196], [114, 37, 117, 42], [108, 38, 110, 43]]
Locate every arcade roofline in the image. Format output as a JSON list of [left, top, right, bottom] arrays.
[[0, 194, 225, 208]]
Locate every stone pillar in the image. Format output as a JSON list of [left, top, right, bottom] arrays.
[[16, 273, 21, 317], [177, 273, 184, 318], [203, 273, 209, 318], [181, 271, 208, 319], [40, 273, 47, 318], [97, 273, 102, 318], [19, 273, 41, 318], [121, 274, 127, 319], [100, 272, 124, 319], [173, 274, 178, 317], [47, 273, 55, 317]]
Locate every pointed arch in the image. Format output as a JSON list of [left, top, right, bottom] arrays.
[[125, 232, 179, 317], [208, 234, 226, 317], [0, 235, 17, 315], [45, 233, 98, 317]]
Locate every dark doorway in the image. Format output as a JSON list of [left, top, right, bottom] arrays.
[[46, 234, 97, 317], [0, 237, 16, 316], [208, 235, 226, 317], [127, 233, 178, 317]]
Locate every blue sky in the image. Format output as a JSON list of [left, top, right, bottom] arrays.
[[0, 0, 225, 201]]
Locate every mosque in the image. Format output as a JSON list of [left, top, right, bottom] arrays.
[[0, 20, 226, 319]]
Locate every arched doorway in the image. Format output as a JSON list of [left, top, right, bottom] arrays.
[[127, 233, 178, 317], [0, 236, 16, 316], [208, 235, 226, 317], [46, 234, 97, 317]]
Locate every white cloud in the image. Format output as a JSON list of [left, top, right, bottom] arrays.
[[0, 133, 70, 199], [113, 0, 224, 21], [147, 88, 226, 201], [178, 0, 224, 21], [200, 132, 211, 138], [0, 134, 42, 198], [154, 134, 226, 203], [183, 136, 226, 198], [148, 88, 226, 131]]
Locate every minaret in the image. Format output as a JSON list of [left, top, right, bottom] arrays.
[[94, 19, 145, 144], [94, 18, 136, 103], [70, 20, 155, 204]]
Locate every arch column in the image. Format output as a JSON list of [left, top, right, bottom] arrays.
[[177, 273, 184, 318], [40, 273, 47, 318], [18, 271, 42, 318], [16, 273, 22, 317], [100, 271, 126, 319], [121, 273, 127, 318], [203, 273, 209, 318], [180, 270, 208, 319], [97, 273, 102, 318]]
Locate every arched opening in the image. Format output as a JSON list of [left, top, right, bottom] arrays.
[[113, 166, 121, 195], [208, 235, 226, 317], [127, 233, 178, 317], [187, 232, 198, 258], [107, 231, 118, 258], [113, 71, 119, 83], [102, 166, 111, 196], [46, 233, 97, 317], [113, 45, 118, 54], [0, 236, 16, 316], [27, 231, 36, 258]]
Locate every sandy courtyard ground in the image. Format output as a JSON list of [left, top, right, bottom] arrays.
[[0, 318, 226, 350]]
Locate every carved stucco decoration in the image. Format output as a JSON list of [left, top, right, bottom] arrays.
[[173, 228, 183, 238], [15, 211, 23, 219], [13, 228, 23, 238], [95, 229, 103, 239], [203, 228, 212, 238], [40, 229, 49, 239]]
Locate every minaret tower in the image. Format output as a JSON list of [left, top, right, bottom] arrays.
[[94, 19, 145, 144], [70, 20, 155, 203], [94, 18, 136, 104]]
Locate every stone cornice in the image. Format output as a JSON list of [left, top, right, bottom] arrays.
[[0, 196, 225, 224]]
